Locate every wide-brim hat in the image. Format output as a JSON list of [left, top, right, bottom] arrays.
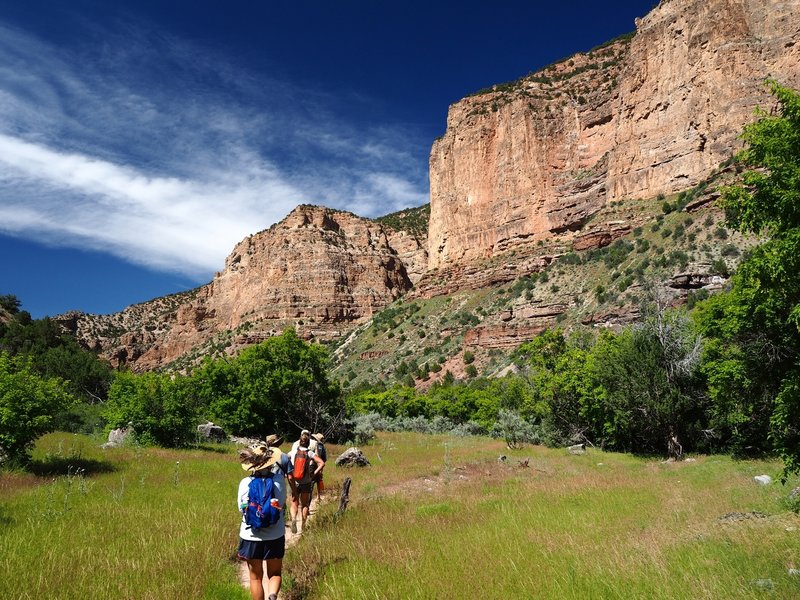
[[239, 444, 281, 472], [264, 434, 284, 447], [312, 433, 325, 443]]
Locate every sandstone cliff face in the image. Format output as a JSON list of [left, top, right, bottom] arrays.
[[67, 206, 414, 371], [383, 227, 428, 284], [427, 0, 799, 272], [608, 0, 800, 200]]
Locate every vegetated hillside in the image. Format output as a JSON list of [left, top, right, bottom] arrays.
[[56, 287, 202, 364], [330, 165, 756, 390], [374, 203, 430, 239]]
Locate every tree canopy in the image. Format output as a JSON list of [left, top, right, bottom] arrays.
[[698, 82, 800, 477]]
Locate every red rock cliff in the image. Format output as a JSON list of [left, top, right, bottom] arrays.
[[67, 205, 413, 371], [428, 0, 799, 270]]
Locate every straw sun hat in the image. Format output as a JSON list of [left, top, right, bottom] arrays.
[[264, 434, 284, 447], [311, 433, 325, 443], [239, 444, 281, 472]]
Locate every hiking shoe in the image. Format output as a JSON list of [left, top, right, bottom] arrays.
[[290, 520, 297, 534]]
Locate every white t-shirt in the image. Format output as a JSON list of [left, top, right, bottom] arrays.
[[237, 458, 289, 541]]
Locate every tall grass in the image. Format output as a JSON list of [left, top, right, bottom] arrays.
[[2, 432, 799, 599], [287, 433, 800, 600], [0, 433, 248, 600]]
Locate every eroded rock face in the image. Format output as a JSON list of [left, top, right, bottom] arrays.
[[428, 0, 799, 271], [383, 227, 428, 284], [66, 206, 414, 371]]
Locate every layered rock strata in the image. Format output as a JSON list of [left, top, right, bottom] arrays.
[[428, 0, 800, 274], [64, 206, 413, 371]]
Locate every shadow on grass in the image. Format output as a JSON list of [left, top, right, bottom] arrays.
[[29, 456, 116, 477], [193, 443, 233, 454]]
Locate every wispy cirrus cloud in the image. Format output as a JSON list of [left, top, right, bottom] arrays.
[[0, 16, 429, 278]]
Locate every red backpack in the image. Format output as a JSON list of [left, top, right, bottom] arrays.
[[293, 448, 312, 483]]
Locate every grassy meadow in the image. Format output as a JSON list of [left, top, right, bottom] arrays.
[[2, 432, 799, 599]]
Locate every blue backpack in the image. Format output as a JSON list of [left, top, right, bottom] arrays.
[[243, 475, 281, 530]]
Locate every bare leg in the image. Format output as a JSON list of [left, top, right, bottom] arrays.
[[300, 490, 311, 530], [289, 481, 299, 532], [245, 559, 265, 600], [265, 557, 283, 598]]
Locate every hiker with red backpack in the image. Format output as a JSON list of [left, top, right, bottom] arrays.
[[287, 429, 324, 534], [237, 436, 292, 600], [311, 432, 327, 500]]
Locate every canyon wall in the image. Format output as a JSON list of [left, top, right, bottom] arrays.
[[427, 0, 800, 271], [61, 0, 800, 370], [64, 205, 414, 371]]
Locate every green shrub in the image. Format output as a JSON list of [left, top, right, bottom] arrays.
[[721, 244, 740, 257], [104, 371, 197, 447], [0, 353, 74, 465], [711, 258, 730, 277]]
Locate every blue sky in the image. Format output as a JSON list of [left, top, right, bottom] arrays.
[[0, 0, 656, 318]]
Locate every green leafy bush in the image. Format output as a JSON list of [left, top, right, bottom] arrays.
[[0, 352, 74, 464]]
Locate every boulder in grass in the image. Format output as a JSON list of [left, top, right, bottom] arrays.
[[335, 447, 370, 467], [197, 421, 226, 442], [754, 474, 773, 486], [102, 427, 130, 449], [567, 443, 586, 455]]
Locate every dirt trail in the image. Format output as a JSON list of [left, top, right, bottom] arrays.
[[238, 495, 321, 595]]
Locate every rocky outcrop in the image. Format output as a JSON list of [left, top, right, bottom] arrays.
[[411, 253, 556, 299], [464, 324, 551, 349], [383, 227, 428, 284], [65, 206, 414, 371], [58, 0, 796, 373], [428, 0, 800, 272]]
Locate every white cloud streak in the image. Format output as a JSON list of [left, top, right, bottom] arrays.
[[0, 17, 429, 279]]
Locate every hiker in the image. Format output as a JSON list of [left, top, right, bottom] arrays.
[[311, 432, 327, 500], [237, 439, 292, 600], [288, 428, 314, 527], [287, 429, 324, 534], [290, 428, 319, 453]]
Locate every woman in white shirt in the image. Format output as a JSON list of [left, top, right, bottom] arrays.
[[237, 441, 291, 600]]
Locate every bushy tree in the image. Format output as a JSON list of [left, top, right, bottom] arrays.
[[490, 409, 539, 449], [588, 308, 705, 455], [514, 330, 594, 445], [0, 294, 21, 313], [104, 371, 198, 447], [699, 82, 800, 476], [193, 330, 342, 437], [0, 313, 112, 405], [0, 352, 74, 464]]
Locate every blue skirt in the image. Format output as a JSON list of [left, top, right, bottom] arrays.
[[237, 536, 285, 560]]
